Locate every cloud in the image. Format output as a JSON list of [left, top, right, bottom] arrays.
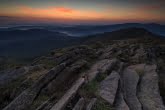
[[19, 6, 74, 14], [54, 7, 73, 13], [139, 4, 163, 10], [130, 3, 165, 22], [16, 5, 108, 20], [135, 0, 165, 11]]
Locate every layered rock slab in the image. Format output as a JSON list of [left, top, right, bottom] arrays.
[[115, 90, 130, 110], [87, 59, 118, 81], [122, 68, 142, 110], [86, 98, 97, 110], [73, 98, 85, 110], [98, 71, 120, 105], [138, 65, 165, 110], [3, 64, 66, 110], [50, 77, 85, 110]]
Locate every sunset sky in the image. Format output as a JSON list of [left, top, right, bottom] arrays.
[[0, 0, 165, 25]]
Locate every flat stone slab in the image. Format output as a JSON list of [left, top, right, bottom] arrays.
[[87, 59, 117, 81], [73, 98, 85, 110], [50, 77, 85, 110], [98, 71, 120, 105], [138, 65, 165, 110], [3, 64, 66, 110], [122, 68, 142, 110], [115, 91, 130, 110]]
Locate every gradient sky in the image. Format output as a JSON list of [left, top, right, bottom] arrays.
[[0, 0, 165, 24]]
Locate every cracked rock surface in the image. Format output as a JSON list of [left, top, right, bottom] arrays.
[[1, 29, 165, 110]]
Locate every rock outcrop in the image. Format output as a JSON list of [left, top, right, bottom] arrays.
[[50, 77, 85, 110], [1, 35, 165, 110], [115, 89, 130, 110], [3, 64, 66, 110], [138, 65, 165, 110], [122, 68, 142, 110], [72, 98, 85, 110], [41, 60, 87, 95], [0, 67, 28, 86], [86, 98, 97, 110], [98, 71, 120, 105], [86, 59, 118, 81]]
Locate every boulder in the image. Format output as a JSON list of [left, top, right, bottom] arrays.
[[138, 65, 165, 110], [128, 64, 145, 71], [122, 68, 142, 110], [130, 46, 147, 63], [87, 59, 117, 81], [98, 71, 120, 105], [99, 45, 118, 59], [115, 89, 130, 110], [115, 63, 129, 110], [127, 64, 146, 76], [42, 60, 87, 95]]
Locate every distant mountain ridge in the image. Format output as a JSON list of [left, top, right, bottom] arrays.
[[0, 29, 70, 40], [0, 29, 79, 58], [0, 26, 164, 59], [84, 27, 165, 42], [0, 23, 165, 36]]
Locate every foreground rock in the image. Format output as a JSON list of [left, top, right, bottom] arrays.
[[1, 35, 165, 110], [98, 71, 120, 105], [0, 67, 29, 86], [53, 45, 96, 65], [87, 59, 118, 81], [0, 65, 44, 86], [122, 68, 142, 110], [86, 98, 97, 110], [3, 64, 66, 110], [41, 60, 87, 95], [130, 46, 147, 63], [115, 90, 130, 110], [138, 65, 165, 110], [73, 98, 85, 110], [50, 77, 85, 110]]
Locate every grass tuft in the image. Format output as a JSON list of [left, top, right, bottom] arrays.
[[92, 99, 115, 110]]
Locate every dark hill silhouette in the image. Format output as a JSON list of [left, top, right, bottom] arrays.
[[0, 27, 164, 59], [0, 29, 80, 58], [1, 22, 165, 36], [0, 29, 70, 40], [84, 27, 165, 43]]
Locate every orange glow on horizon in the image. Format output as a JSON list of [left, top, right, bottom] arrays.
[[15, 6, 109, 21], [0, 5, 164, 23]]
